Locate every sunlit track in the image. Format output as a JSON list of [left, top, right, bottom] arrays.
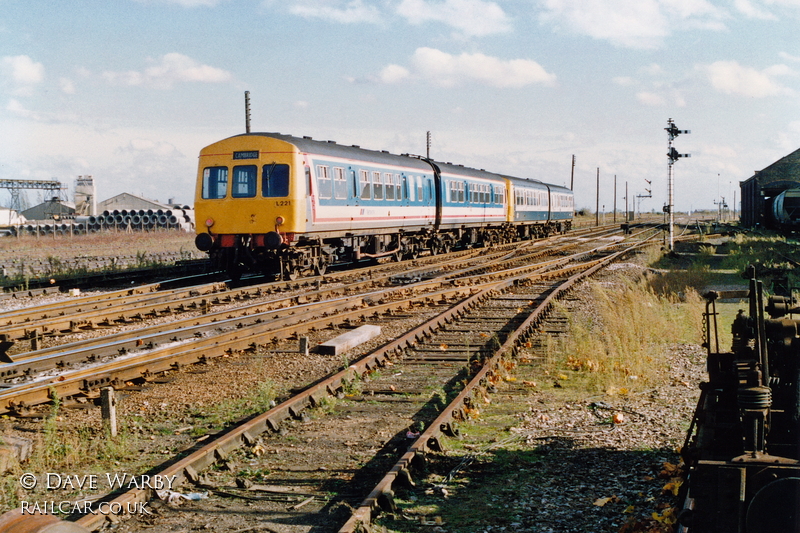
[[64, 227, 661, 533], [0, 231, 636, 414], [0, 224, 646, 397]]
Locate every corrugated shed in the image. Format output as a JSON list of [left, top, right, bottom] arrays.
[[21, 199, 76, 221], [740, 147, 800, 227], [97, 193, 171, 213]]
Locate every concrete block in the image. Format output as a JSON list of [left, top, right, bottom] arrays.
[[318, 325, 382, 356]]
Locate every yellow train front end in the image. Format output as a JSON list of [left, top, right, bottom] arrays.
[[194, 133, 309, 279]]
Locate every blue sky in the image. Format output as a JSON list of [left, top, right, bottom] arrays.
[[2, 0, 799, 212]]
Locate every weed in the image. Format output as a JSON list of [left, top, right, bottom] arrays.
[[539, 279, 703, 394], [188, 380, 277, 433]]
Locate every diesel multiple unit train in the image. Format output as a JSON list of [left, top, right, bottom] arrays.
[[194, 132, 573, 279]]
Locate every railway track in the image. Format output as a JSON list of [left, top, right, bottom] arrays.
[[0, 223, 664, 532], [0, 225, 654, 416], [16, 231, 658, 532]]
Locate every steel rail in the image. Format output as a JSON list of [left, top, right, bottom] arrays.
[[1, 236, 613, 391], [0, 242, 531, 375], [68, 250, 623, 531], [4, 255, 603, 414], [338, 236, 660, 532], [0, 235, 601, 378]]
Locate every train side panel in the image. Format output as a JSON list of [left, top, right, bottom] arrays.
[[307, 155, 436, 233], [549, 184, 574, 222], [508, 177, 550, 223], [438, 171, 507, 228]]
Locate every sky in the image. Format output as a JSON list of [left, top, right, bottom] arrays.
[[2, 0, 800, 213]]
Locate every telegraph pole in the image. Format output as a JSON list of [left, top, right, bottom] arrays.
[[613, 175, 617, 223], [595, 168, 600, 227], [570, 155, 575, 190], [244, 91, 251, 133], [665, 119, 690, 251]]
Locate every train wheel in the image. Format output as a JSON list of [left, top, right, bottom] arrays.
[[314, 258, 328, 276], [285, 267, 300, 281]]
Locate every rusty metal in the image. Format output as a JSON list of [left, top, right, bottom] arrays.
[[681, 266, 800, 532], [9, 229, 657, 532], [0, 508, 89, 532], [338, 240, 655, 532]]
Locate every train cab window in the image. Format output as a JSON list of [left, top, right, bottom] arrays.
[[262, 163, 289, 197], [232, 165, 257, 198], [359, 170, 371, 200], [333, 167, 347, 199], [202, 167, 228, 199], [316, 165, 332, 199], [372, 171, 383, 200]]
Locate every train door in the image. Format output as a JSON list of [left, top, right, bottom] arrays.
[[545, 185, 552, 222]]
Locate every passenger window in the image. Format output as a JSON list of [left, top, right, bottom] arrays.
[[202, 167, 228, 199], [394, 174, 401, 200], [417, 177, 424, 202], [262, 163, 290, 197], [334, 167, 347, 199], [407, 176, 415, 202], [317, 165, 332, 199], [232, 165, 256, 198], [372, 171, 383, 200], [385, 173, 395, 200], [359, 170, 371, 200]]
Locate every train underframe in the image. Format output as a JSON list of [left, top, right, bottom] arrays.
[[206, 220, 570, 280]]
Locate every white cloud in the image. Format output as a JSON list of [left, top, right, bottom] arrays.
[[701, 60, 793, 97], [396, 0, 512, 37], [636, 92, 665, 106], [102, 53, 232, 89], [117, 138, 182, 158], [2, 55, 45, 85], [733, 0, 778, 19], [287, 0, 382, 24], [613, 76, 635, 86], [379, 64, 411, 84], [59, 78, 76, 94], [641, 63, 665, 76], [537, 0, 725, 49], [375, 47, 556, 88], [6, 98, 79, 123]]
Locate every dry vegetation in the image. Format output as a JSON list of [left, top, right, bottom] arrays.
[[0, 231, 196, 263]]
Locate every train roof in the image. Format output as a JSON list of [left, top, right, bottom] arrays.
[[232, 132, 433, 172], [228, 132, 572, 194]]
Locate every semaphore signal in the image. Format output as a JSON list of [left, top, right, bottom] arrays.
[[666, 118, 690, 250]]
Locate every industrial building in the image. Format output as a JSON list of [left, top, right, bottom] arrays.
[[740, 148, 800, 228]]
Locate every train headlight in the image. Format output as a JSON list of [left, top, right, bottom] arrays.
[[205, 218, 215, 228], [275, 216, 285, 226]]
